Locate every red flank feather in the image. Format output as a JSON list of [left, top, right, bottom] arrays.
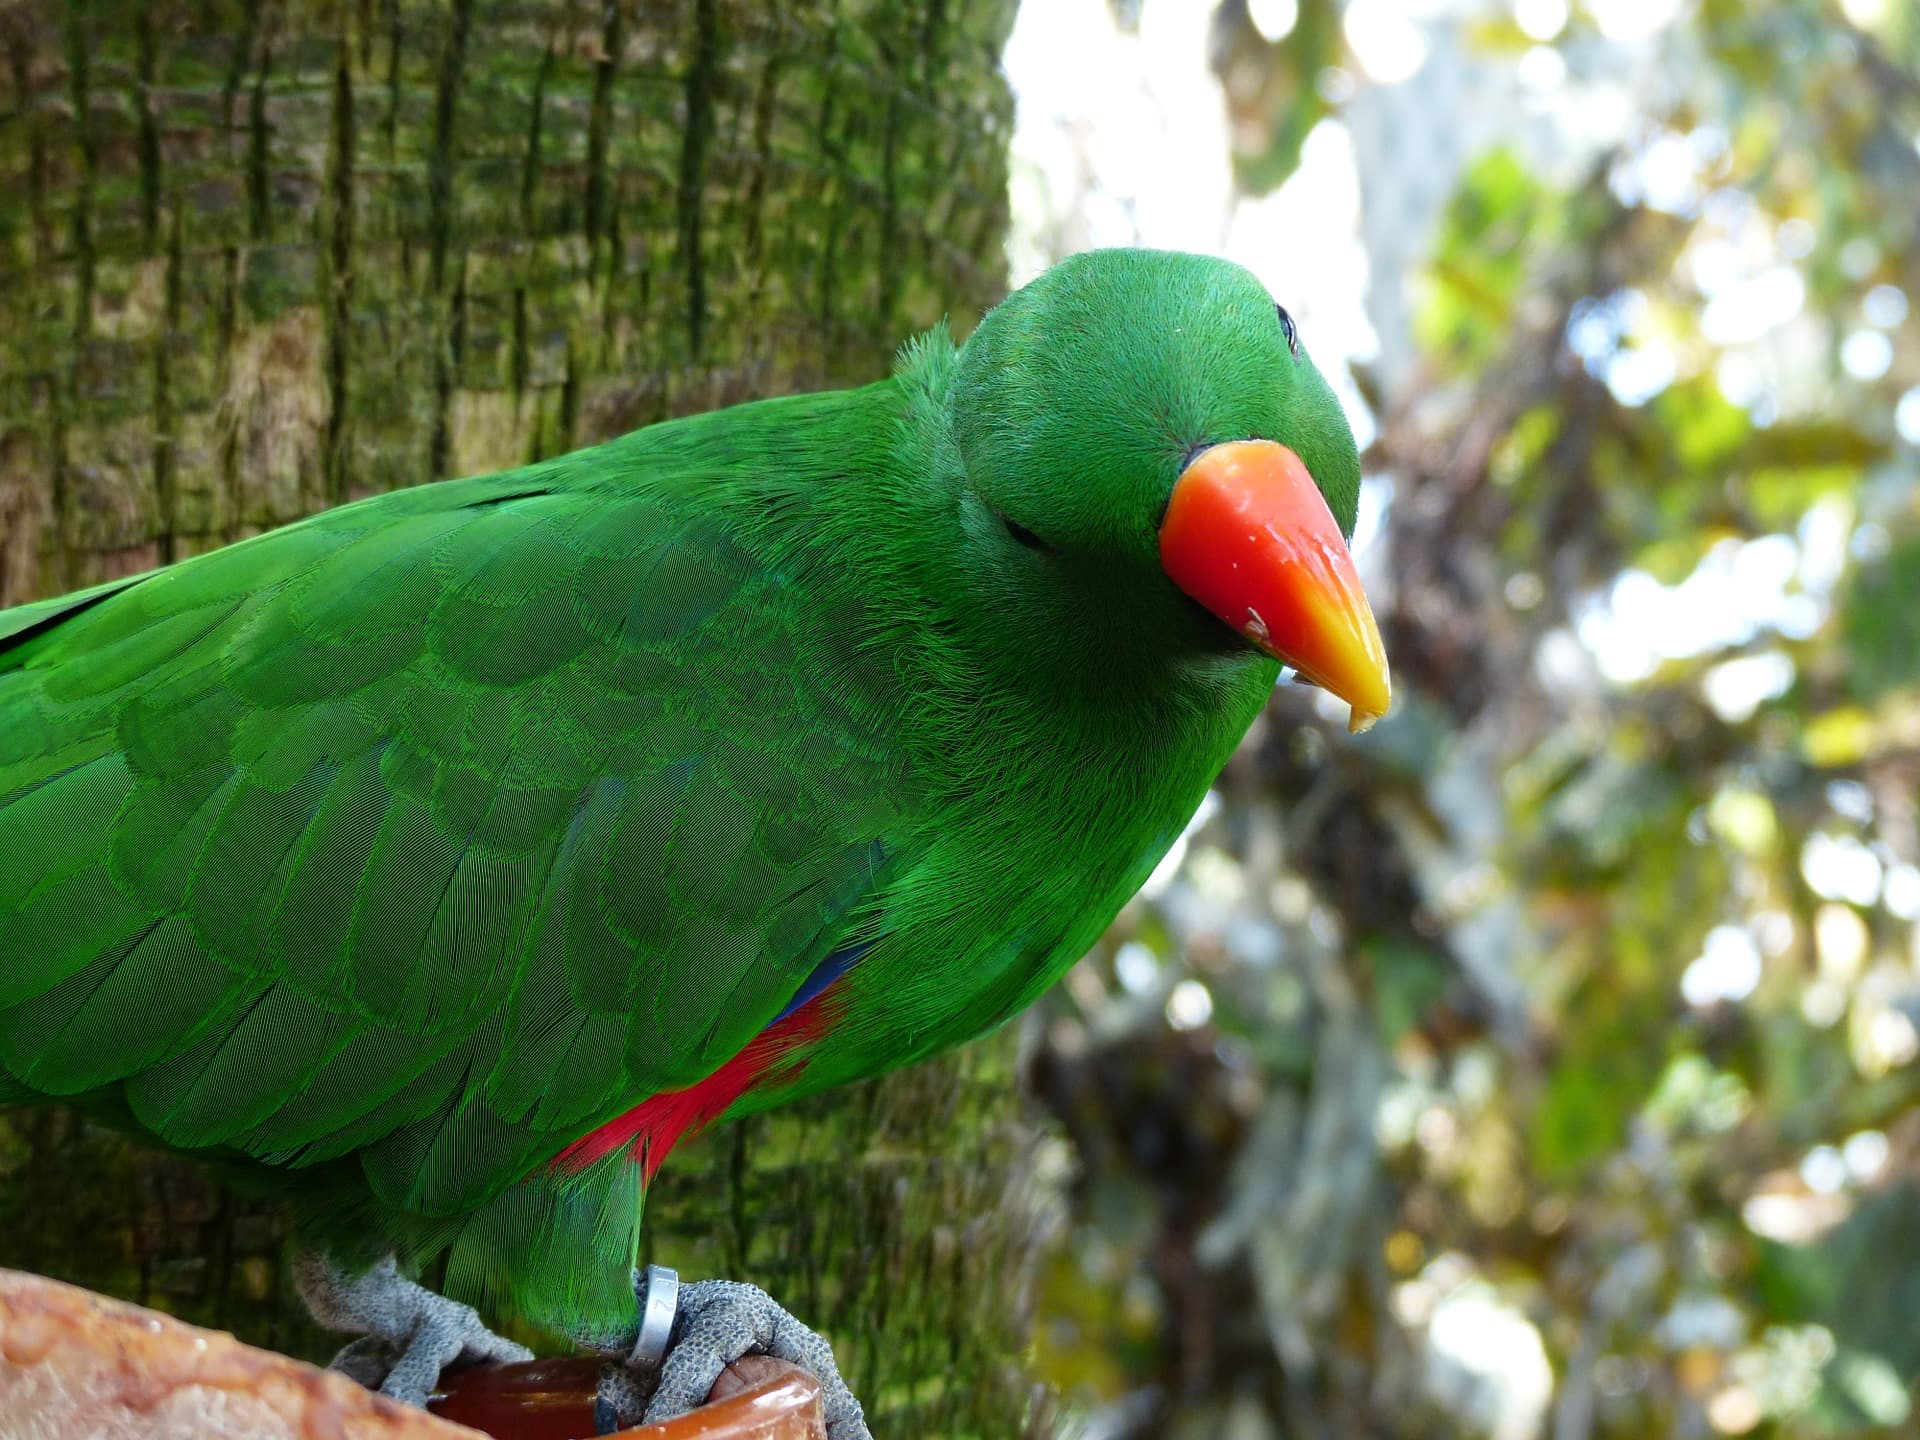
[[554, 989, 840, 1181]]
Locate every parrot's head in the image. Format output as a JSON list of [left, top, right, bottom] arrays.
[[944, 246, 1389, 731]]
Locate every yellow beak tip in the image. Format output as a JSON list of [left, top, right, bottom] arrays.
[[1348, 701, 1386, 735]]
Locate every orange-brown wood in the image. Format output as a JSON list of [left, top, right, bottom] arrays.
[[428, 1356, 604, 1440], [0, 1269, 825, 1440], [431, 1354, 826, 1440], [0, 1267, 478, 1440], [624, 1359, 824, 1440]]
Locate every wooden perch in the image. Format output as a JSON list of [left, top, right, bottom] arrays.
[[0, 1269, 824, 1440]]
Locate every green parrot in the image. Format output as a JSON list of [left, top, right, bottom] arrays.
[[0, 248, 1387, 1435]]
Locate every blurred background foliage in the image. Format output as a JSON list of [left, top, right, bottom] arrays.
[[1013, 0, 1920, 1437]]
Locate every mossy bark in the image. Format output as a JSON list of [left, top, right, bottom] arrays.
[[0, 0, 1014, 602], [0, 2, 1044, 1434]]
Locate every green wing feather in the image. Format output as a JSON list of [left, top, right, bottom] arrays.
[[0, 422, 905, 1250]]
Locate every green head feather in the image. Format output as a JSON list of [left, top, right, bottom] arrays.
[[952, 248, 1359, 541], [899, 247, 1362, 691]]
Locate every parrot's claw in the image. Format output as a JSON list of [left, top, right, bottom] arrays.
[[294, 1252, 534, 1406], [592, 1271, 871, 1440]]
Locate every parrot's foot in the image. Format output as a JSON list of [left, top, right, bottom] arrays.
[[293, 1252, 533, 1406], [592, 1268, 870, 1440]]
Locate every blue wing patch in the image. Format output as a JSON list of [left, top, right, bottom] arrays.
[[771, 938, 875, 1023]]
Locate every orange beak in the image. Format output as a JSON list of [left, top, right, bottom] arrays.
[[1159, 440, 1391, 733]]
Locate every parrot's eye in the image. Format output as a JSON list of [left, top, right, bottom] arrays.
[[1275, 303, 1299, 357], [998, 511, 1054, 553]]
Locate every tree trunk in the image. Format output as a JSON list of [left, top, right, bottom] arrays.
[[0, 2, 1043, 1433]]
